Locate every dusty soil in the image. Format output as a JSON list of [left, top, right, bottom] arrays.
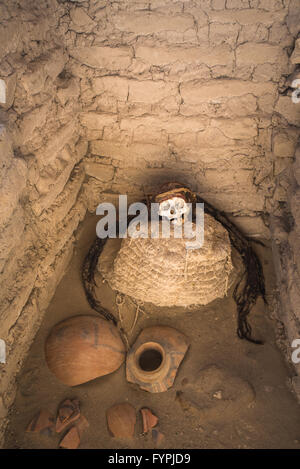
[[4, 214, 300, 449]]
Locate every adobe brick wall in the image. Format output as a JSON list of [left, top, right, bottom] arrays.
[[270, 31, 300, 393], [0, 0, 87, 443], [70, 0, 298, 240]]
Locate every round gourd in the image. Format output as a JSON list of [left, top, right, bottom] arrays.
[[45, 315, 125, 386]]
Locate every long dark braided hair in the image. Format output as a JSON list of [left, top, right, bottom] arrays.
[[195, 194, 266, 344], [82, 185, 266, 344]]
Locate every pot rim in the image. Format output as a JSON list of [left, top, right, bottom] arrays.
[[134, 341, 166, 376]]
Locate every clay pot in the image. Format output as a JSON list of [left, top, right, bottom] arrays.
[[126, 326, 189, 393], [45, 315, 125, 386]]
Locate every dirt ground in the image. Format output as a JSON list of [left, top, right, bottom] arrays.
[[4, 213, 300, 449]]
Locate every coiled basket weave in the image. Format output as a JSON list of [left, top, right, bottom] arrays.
[[97, 213, 234, 308]]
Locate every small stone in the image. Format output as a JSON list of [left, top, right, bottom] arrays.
[[59, 426, 80, 449], [213, 390, 223, 400]]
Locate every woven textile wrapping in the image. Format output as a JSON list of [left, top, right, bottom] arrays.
[[98, 213, 234, 308]]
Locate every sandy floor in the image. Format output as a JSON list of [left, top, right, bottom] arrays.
[[4, 214, 300, 449]]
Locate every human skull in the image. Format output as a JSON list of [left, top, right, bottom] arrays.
[[158, 196, 191, 225]]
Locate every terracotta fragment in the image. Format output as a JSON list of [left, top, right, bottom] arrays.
[[59, 426, 80, 449], [26, 409, 55, 435], [56, 399, 80, 433], [106, 402, 136, 438], [45, 315, 126, 386], [140, 408, 158, 433]]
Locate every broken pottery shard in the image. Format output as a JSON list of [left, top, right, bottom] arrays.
[[126, 326, 189, 393], [26, 409, 55, 435], [176, 364, 256, 422], [140, 408, 158, 433], [56, 399, 80, 433], [106, 402, 136, 439], [59, 426, 80, 449]]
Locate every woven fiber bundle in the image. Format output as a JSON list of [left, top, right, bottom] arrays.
[[98, 213, 234, 308]]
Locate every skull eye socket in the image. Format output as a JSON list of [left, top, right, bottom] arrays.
[[175, 199, 185, 210], [161, 201, 170, 211]]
